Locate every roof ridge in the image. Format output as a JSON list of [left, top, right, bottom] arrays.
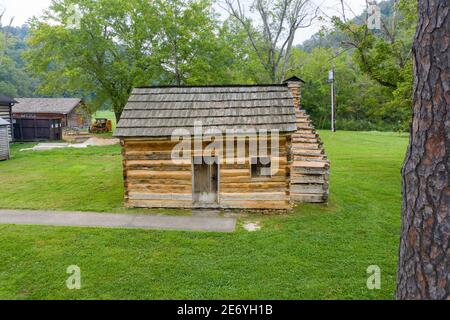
[[16, 97, 81, 100], [134, 84, 288, 89], [12, 98, 83, 114]]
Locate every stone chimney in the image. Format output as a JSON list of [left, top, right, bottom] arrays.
[[283, 76, 304, 110]]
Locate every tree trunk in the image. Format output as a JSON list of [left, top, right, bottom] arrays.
[[280, 32, 295, 83], [396, 0, 449, 300], [114, 111, 122, 123]]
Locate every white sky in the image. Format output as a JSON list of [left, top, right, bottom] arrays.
[[0, 0, 369, 45]]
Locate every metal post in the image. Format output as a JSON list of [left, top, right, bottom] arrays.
[[331, 81, 334, 132], [328, 69, 336, 132]]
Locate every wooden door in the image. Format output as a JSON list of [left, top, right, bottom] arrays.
[[50, 119, 62, 140], [193, 157, 218, 204]]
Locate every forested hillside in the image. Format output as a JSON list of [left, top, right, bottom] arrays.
[[0, 0, 416, 130], [294, 0, 416, 131], [0, 24, 35, 97]]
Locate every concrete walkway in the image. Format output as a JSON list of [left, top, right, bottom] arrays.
[[0, 209, 236, 233]]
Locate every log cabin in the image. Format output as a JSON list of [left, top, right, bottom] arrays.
[[115, 77, 329, 210], [0, 117, 10, 160], [0, 94, 17, 142]]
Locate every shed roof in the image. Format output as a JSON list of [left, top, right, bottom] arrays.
[[0, 117, 10, 126], [284, 76, 305, 83], [115, 85, 297, 137], [13, 98, 82, 114], [0, 94, 17, 106]]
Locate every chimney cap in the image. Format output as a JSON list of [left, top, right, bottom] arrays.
[[283, 76, 305, 84]]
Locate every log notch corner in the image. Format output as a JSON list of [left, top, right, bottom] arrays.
[[285, 77, 330, 203]]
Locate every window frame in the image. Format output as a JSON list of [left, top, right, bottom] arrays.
[[250, 156, 272, 180]]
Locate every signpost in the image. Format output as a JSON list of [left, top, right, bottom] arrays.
[[328, 69, 336, 132]]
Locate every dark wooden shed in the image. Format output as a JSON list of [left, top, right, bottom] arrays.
[[12, 98, 90, 141]]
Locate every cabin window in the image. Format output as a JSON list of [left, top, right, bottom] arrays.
[[251, 157, 271, 177]]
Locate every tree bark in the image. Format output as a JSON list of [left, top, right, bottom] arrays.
[[396, 0, 449, 300]]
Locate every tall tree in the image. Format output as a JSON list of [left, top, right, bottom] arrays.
[[288, 47, 394, 130], [0, 12, 34, 97], [26, 0, 229, 119], [223, 0, 317, 83], [218, 17, 272, 84], [333, 0, 415, 88], [156, 0, 230, 85], [396, 0, 449, 300], [332, 0, 417, 128], [26, 0, 163, 121]]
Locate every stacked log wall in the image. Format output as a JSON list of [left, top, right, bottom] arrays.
[[219, 135, 290, 210], [290, 109, 330, 203], [121, 135, 291, 209], [122, 139, 193, 208], [0, 105, 12, 141]]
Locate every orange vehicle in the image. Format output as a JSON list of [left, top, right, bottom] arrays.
[[89, 118, 112, 134]]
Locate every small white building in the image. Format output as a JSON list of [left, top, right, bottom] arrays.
[[0, 117, 10, 160], [0, 94, 17, 142]]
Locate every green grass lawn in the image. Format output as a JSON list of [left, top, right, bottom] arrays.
[[0, 131, 408, 299]]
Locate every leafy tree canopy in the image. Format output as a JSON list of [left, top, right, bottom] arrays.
[[25, 0, 241, 120]]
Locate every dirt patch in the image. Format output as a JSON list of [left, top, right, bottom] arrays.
[[82, 137, 119, 147], [20, 137, 119, 151], [243, 221, 261, 232]]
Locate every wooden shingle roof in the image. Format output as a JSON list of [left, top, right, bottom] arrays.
[[115, 85, 297, 137], [13, 98, 82, 114]]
